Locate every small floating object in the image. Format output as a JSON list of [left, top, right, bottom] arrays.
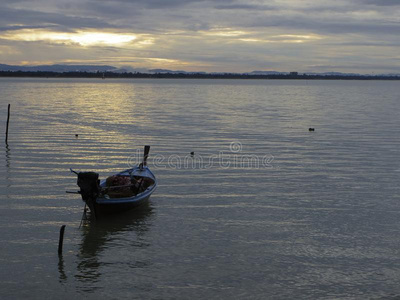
[[190, 151, 195, 156], [309, 128, 315, 132]]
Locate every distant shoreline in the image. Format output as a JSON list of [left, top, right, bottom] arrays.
[[0, 71, 399, 80]]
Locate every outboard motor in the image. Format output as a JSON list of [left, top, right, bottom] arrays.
[[77, 172, 100, 216]]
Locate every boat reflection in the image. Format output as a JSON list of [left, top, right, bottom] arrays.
[[74, 203, 154, 287]]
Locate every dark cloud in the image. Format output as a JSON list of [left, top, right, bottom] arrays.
[[0, 25, 56, 31], [75, 1, 143, 23], [0, 6, 115, 32], [214, 4, 275, 11], [359, 0, 400, 6], [89, 0, 236, 9], [242, 10, 400, 36]]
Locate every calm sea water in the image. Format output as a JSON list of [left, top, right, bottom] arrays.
[[1, 78, 400, 299]]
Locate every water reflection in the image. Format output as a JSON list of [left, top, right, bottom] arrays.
[[74, 204, 154, 289], [58, 255, 67, 283], [4, 144, 11, 189], [5, 143, 10, 168]]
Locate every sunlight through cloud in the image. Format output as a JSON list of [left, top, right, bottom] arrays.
[[201, 28, 249, 37], [0, 29, 138, 47]]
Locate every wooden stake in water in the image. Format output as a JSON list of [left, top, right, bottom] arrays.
[[5, 104, 10, 144], [58, 225, 66, 255]]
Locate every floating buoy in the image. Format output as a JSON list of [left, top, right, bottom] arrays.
[[190, 151, 194, 156], [75, 134, 79, 137], [309, 128, 315, 132]]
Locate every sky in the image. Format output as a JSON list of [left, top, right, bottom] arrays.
[[0, 0, 399, 73]]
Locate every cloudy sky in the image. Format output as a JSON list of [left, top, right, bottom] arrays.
[[0, 0, 399, 73]]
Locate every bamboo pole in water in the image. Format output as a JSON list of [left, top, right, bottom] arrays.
[[5, 104, 10, 144], [58, 225, 66, 255]]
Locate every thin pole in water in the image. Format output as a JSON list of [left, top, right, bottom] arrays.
[[5, 104, 10, 144], [58, 225, 66, 255]]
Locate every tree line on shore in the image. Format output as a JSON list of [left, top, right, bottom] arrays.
[[0, 70, 399, 80]]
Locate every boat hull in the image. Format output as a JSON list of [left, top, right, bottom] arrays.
[[88, 166, 157, 217], [94, 194, 150, 216]]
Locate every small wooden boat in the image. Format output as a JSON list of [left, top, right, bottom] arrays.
[[71, 146, 157, 218]]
